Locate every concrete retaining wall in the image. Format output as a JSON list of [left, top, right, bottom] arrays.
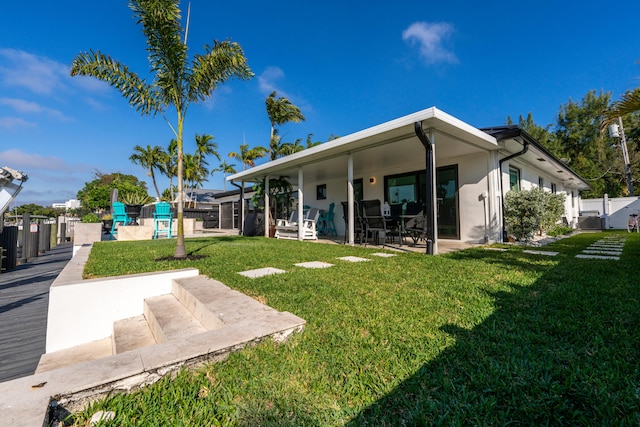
[[46, 245, 199, 353]]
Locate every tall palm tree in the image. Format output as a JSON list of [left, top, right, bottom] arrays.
[[228, 143, 268, 170], [265, 91, 305, 160], [194, 133, 220, 169], [211, 160, 237, 191], [129, 144, 168, 200], [71, 0, 253, 259]]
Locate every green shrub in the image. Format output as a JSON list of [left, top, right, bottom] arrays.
[[81, 213, 101, 223], [504, 187, 565, 241], [547, 225, 573, 237]]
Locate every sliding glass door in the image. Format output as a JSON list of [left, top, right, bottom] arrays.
[[384, 165, 459, 239]]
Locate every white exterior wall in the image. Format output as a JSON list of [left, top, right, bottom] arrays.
[[505, 159, 582, 228], [300, 151, 496, 244]]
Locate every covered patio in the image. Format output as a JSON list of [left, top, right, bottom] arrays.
[[227, 107, 502, 254]]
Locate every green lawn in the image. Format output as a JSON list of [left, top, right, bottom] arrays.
[[73, 232, 640, 426]]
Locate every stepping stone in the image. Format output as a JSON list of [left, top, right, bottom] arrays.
[[583, 250, 622, 256], [575, 254, 620, 260], [295, 261, 334, 269], [238, 267, 286, 278], [484, 247, 508, 252], [337, 256, 370, 262], [523, 250, 559, 256], [371, 253, 397, 257]]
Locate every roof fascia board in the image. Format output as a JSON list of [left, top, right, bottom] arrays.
[[227, 107, 497, 182]]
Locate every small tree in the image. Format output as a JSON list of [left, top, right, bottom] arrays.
[[504, 187, 565, 241]]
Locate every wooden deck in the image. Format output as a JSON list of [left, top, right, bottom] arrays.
[[0, 243, 72, 382]]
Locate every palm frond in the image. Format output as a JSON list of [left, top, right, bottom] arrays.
[[130, 0, 188, 108], [604, 88, 640, 126], [188, 40, 253, 102], [71, 50, 162, 115]]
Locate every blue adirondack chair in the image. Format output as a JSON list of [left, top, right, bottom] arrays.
[[111, 201, 130, 234], [153, 202, 173, 239]]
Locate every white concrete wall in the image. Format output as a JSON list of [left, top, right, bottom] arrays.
[[581, 196, 640, 229], [46, 245, 199, 352]]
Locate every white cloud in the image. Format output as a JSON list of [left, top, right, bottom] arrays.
[[0, 149, 74, 172], [402, 22, 458, 65], [0, 97, 71, 121], [258, 66, 287, 97], [0, 117, 36, 129], [0, 48, 70, 95]]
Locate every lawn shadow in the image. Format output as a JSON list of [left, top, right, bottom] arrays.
[[348, 233, 640, 425]]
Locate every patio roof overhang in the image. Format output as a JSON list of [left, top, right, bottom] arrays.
[[482, 126, 590, 191], [227, 107, 499, 185]]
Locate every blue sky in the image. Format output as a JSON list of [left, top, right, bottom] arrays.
[[1, 0, 639, 207]]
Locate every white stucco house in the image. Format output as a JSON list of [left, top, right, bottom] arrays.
[[226, 107, 588, 254]]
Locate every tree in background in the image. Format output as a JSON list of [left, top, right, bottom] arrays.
[[194, 133, 220, 169], [129, 144, 168, 200], [229, 143, 268, 170], [266, 91, 305, 160], [71, 0, 253, 259], [211, 160, 237, 191], [511, 90, 640, 198], [77, 172, 148, 211]]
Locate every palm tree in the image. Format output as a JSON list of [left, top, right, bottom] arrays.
[[606, 88, 640, 124], [129, 144, 168, 201], [162, 139, 178, 202], [71, 0, 253, 258], [265, 91, 305, 160], [229, 143, 268, 170], [194, 133, 220, 169], [211, 160, 237, 191]]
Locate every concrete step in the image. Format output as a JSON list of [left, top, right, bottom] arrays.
[[172, 276, 226, 330], [112, 315, 156, 354], [35, 337, 112, 374], [173, 275, 278, 325], [144, 294, 207, 343]]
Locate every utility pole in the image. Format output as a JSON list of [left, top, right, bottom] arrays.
[[608, 117, 634, 196]]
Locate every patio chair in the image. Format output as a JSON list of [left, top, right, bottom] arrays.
[[341, 201, 366, 244], [153, 202, 173, 239], [110, 201, 131, 234], [362, 199, 388, 246], [404, 211, 428, 246], [318, 202, 337, 236], [275, 208, 320, 240]]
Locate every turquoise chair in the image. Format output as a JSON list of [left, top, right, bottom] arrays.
[[318, 202, 337, 236], [153, 202, 173, 239], [111, 202, 130, 234]]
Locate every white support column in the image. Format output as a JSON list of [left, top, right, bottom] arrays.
[[264, 177, 270, 237], [487, 151, 500, 242], [298, 167, 304, 241], [429, 128, 438, 255], [347, 153, 355, 245]]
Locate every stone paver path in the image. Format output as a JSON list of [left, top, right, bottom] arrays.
[[575, 236, 626, 261]]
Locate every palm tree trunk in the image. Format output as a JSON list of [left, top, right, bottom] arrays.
[[150, 169, 161, 201], [174, 112, 187, 259]]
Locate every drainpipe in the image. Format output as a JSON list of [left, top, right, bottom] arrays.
[[498, 139, 529, 242], [230, 180, 244, 235], [414, 121, 435, 255]]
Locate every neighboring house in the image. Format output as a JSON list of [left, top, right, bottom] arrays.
[[226, 107, 589, 253]]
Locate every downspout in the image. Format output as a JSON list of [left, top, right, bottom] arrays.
[[498, 139, 529, 242], [414, 121, 435, 255], [230, 180, 244, 235]]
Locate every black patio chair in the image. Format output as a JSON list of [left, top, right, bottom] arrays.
[[341, 201, 366, 244], [361, 199, 388, 246]]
